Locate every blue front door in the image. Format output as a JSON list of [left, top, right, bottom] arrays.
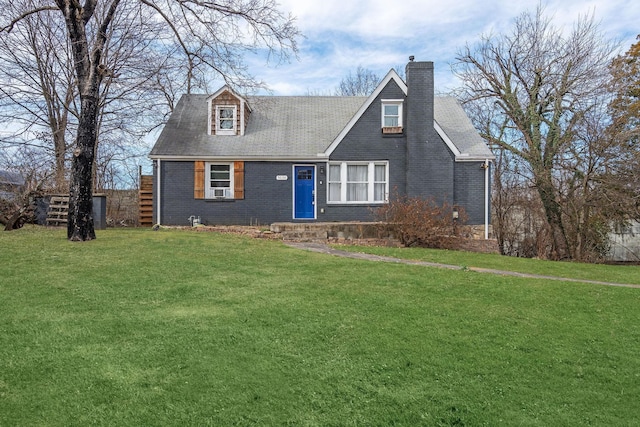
[[294, 166, 315, 219]]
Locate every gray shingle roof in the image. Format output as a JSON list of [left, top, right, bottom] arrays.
[[434, 97, 494, 159], [150, 93, 493, 160], [150, 94, 366, 159]]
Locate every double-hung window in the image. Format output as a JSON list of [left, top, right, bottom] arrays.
[[205, 162, 234, 199], [327, 162, 388, 204], [381, 100, 403, 133], [216, 106, 237, 135]]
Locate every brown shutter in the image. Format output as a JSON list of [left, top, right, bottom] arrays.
[[194, 161, 205, 199], [234, 161, 244, 199]]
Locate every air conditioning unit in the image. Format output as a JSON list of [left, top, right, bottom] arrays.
[[213, 188, 225, 198]]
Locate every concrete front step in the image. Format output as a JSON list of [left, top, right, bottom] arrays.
[[270, 222, 497, 252], [281, 230, 329, 241], [271, 222, 386, 241]]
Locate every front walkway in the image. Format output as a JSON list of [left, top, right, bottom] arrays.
[[284, 241, 640, 289]]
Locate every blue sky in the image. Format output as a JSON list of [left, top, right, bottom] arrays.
[[248, 0, 640, 95]]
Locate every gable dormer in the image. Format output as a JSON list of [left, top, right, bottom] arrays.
[[208, 86, 251, 136], [323, 69, 407, 156]]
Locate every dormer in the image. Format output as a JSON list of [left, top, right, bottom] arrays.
[[207, 86, 251, 136]]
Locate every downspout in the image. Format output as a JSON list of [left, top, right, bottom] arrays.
[[484, 158, 489, 240], [156, 159, 161, 225]]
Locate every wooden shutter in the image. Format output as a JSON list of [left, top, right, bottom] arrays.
[[194, 161, 205, 199], [234, 161, 244, 199]]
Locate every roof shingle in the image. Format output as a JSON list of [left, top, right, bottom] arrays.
[[150, 94, 493, 160]]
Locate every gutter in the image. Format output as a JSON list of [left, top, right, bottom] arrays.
[[156, 159, 161, 225], [484, 158, 490, 240], [149, 155, 329, 162], [455, 154, 496, 162]]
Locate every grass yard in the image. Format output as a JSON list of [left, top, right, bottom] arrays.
[[1, 227, 639, 426], [333, 244, 640, 287]]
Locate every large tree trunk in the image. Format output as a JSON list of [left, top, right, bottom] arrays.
[[67, 95, 97, 241], [57, 0, 121, 241], [535, 170, 571, 260]]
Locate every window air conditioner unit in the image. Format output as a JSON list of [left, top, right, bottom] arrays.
[[213, 188, 225, 198]]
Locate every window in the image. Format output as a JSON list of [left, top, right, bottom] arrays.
[[216, 106, 236, 135], [374, 164, 386, 201], [206, 162, 234, 199], [297, 169, 313, 180], [195, 161, 243, 200], [327, 162, 388, 204], [347, 164, 368, 201], [381, 100, 403, 133], [328, 164, 342, 202]]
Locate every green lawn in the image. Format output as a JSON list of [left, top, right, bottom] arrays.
[[1, 227, 639, 426], [332, 244, 640, 286]]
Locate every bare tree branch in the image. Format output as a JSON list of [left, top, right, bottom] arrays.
[[0, 6, 58, 33], [453, 5, 619, 260]]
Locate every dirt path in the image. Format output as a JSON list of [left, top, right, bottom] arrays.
[[284, 241, 640, 289]]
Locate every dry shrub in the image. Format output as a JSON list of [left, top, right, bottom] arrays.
[[105, 189, 139, 227], [375, 196, 469, 249]]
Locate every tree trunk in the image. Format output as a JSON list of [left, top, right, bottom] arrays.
[[54, 129, 67, 191], [535, 171, 571, 260], [67, 94, 97, 241], [57, 0, 121, 241], [3, 207, 27, 231]]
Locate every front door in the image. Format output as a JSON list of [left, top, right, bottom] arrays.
[[294, 166, 315, 219]]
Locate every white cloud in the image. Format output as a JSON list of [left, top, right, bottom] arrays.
[[261, 0, 639, 95]]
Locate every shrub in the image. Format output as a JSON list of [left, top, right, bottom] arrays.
[[375, 195, 469, 249]]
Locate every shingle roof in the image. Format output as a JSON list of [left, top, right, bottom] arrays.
[[150, 94, 367, 159], [434, 96, 494, 159], [150, 93, 494, 160]]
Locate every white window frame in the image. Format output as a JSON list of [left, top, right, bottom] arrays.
[[205, 162, 234, 199], [215, 105, 237, 135], [381, 99, 403, 129], [327, 161, 389, 204]]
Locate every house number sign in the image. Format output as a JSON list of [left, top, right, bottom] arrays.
[[276, 175, 288, 181]]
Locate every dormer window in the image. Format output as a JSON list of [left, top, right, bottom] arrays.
[[381, 100, 403, 134], [208, 86, 251, 136], [216, 106, 237, 135]]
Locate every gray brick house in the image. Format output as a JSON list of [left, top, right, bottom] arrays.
[[149, 59, 494, 235]]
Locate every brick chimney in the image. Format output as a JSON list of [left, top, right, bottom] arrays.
[[404, 59, 453, 200], [406, 60, 434, 142]]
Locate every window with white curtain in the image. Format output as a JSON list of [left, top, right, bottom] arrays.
[[381, 100, 403, 129], [328, 164, 342, 202], [327, 162, 388, 204], [347, 164, 368, 201], [374, 164, 386, 201]]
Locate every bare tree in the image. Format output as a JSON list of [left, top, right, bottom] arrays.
[[0, 6, 75, 191], [1, 0, 299, 241], [0, 2, 182, 194], [453, 6, 617, 260], [336, 66, 380, 96], [609, 35, 640, 137], [607, 35, 640, 212]]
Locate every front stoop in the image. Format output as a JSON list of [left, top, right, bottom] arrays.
[[270, 222, 387, 242], [270, 222, 499, 253]]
